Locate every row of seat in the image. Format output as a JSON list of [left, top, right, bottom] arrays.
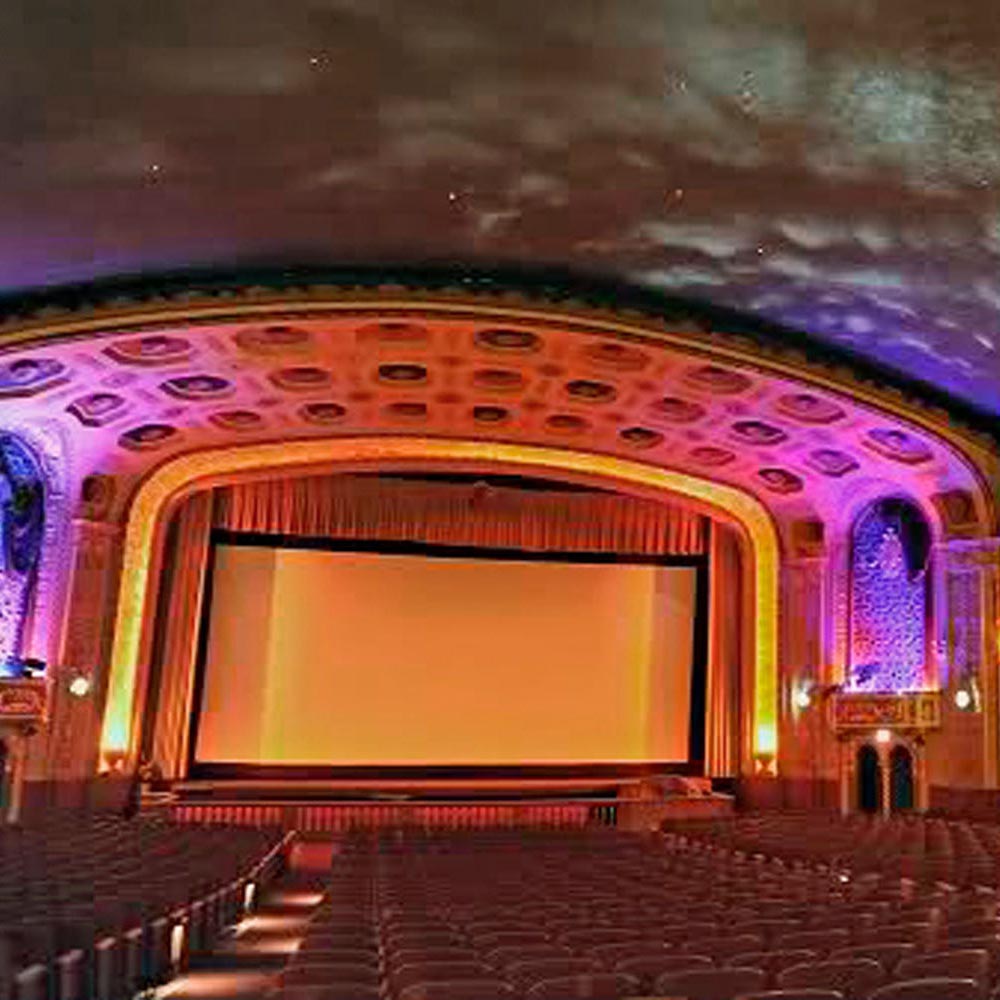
[[671, 814, 1000, 887], [266, 827, 1000, 1000], [0, 815, 290, 1000]]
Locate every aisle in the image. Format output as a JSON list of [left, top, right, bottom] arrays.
[[155, 840, 332, 1000]]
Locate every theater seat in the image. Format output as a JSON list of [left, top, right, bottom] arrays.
[[524, 971, 641, 1000], [736, 991, 845, 1000], [654, 965, 768, 1000], [776, 959, 885, 1000], [615, 953, 713, 992], [895, 951, 991, 989], [398, 979, 516, 1000], [868, 978, 985, 1000]]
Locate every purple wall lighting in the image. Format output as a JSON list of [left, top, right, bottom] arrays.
[[849, 498, 930, 692], [0, 434, 46, 669]]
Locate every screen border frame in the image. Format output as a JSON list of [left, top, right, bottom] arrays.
[[186, 528, 710, 780]]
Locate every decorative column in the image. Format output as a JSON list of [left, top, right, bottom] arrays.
[[780, 519, 831, 805], [49, 507, 123, 786], [0, 679, 48, 823], [938, 536, 1000, 788]]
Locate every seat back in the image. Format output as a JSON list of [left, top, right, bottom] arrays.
[[391, 961, 494, 992], [828, 944, 917, 974], [896, 951, 990, 987], [728, 950, 819, 982], [868, 978, 984, 1000], [507, 956, 602, 989], [778, 931, 851, 956], [734, 990, 845, 1000], [524, 972, 641, 1000], [398, 980, 515, 1000], [776, 959, 885, 1000], [654, 966, 768, 1000], [615, 953, 713, 991]]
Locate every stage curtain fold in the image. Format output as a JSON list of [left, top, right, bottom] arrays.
[[147, 492, 214, 778], [706, 523, 742, 777], [213, 475, 707, 556]]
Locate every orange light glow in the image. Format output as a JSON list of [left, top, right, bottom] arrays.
[[100, 437, 779, 765]]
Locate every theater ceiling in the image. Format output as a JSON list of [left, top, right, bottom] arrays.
[[0, 2, 999, 419]]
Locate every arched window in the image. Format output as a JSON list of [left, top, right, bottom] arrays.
[[0, 434, 45, 668], [848, 498, 930, 692]]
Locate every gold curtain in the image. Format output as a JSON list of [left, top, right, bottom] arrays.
[[147, 492, 214, 778], [706, 523, 743, 776], [214, 475, 707, 555]]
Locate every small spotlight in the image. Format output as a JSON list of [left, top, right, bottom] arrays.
[[955, 689, 972, 710], [839, 873, 851, 884], [794, 688, 812, 709], [68, 675, 91, 698], [875, 728, 892, 745]]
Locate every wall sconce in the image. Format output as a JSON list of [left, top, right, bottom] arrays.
[[753, 754, 777, 777], [875, 728, 892, 745], [954, 688, 973, 711], [793, 687, 812, 710], [68, 674, 91, 698]]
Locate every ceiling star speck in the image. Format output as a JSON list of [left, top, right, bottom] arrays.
[[1, 2, 999, 413]]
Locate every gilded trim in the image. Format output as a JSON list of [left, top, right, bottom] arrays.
[[99, 437, 780, 767]]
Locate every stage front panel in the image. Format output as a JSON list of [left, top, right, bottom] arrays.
[[194, 544, 698, 766]]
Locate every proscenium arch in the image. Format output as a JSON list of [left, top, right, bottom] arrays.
[[98, 436, 780, 770]]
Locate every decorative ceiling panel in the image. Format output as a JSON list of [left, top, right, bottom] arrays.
[[0, 305, 982, 528]]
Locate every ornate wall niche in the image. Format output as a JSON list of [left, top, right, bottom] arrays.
[[848, 498, 931, 693]]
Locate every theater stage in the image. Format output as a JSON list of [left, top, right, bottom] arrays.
[[165, 774, 734, 831]]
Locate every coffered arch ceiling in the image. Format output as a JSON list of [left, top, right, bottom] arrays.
[[0, 285, 992, 537], [3, 2, 1000, 418]]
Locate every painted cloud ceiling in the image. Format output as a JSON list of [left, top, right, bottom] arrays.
[[1, 2, 999, 414]]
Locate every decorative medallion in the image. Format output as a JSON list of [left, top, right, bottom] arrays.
[[775, 392, 845, 424], [0, 358, 70, 398], [384, 401, 428, 421], [545, 414, 591, 435], [565, 379, 617, 404], [757, 467, 804, 494], [649, 396, 706, 424], [731, 420, 788, 447], [475, 328, 542, 352], [472, 405, 510, 425], [300, 402, 347, 425], [209, 410, 264, 432], [472, 369, 527, 392], [619, 426, 664, 449], [377, 363, 429, 385], [234, 324, 313, 354], [356, 321, 430, 344], [684, 365, 752, 395], [118, 423, 179, 451], [160, 374, 234, 401], [807, 448, 859, 478], [689, 446, 736, 467], [864, 428, 933, 465], [103, 335, 194, 367], [581, 342, 650, 371], [66, 392, 129, 427], [268, 366, 333, 392]]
